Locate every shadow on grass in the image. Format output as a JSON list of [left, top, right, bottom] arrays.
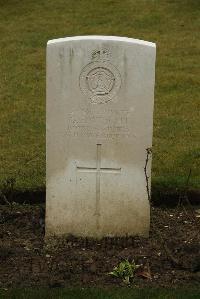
[[0, 186, 199, 207], [0, 188, 45, 205]]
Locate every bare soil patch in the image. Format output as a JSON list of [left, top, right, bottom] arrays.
[[0, 204, 200, 288]]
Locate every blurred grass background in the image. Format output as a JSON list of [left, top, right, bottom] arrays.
[[0, 0, 199, 196]]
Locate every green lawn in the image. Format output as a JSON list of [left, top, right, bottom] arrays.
[[0, 0, 199, 195], [0, 288, 200, 299]]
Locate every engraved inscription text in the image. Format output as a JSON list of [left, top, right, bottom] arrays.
[[66, 109, 132, 140]]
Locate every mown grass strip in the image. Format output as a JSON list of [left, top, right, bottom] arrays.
[[1, 287, 200, 299]]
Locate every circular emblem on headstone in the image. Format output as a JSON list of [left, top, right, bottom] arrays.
[[79, 61, 121, 104]]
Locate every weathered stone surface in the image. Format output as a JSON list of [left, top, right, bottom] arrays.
[[46, 36, 156, 238]]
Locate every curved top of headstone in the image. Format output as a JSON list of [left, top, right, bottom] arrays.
[[47, 35, 156, 48]]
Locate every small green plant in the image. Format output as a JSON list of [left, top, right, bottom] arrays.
[[109, 259, 139, 285]]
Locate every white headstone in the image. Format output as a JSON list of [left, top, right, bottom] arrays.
[[46, 36, 156, 238]]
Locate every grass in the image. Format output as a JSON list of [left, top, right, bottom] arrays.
[[0, 0, 199, 195], [0, 288, 200, 299]]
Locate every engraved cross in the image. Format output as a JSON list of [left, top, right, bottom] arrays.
[[77, 144, 121, 228]]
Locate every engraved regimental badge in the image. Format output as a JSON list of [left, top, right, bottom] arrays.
[[79, 48, 121, 104]]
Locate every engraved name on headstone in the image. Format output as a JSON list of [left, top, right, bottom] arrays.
[[46, 36, 156, 238]]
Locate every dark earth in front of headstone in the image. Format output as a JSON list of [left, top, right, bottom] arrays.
[[0, 204, 199, 288]]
